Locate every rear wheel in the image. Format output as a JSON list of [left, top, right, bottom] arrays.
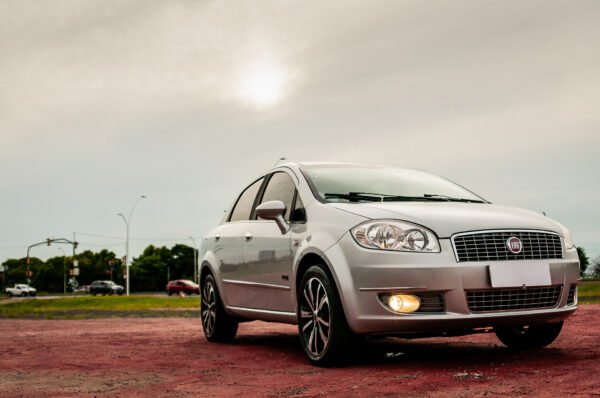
[[495, 322, 563, 349], [298, 265, 355, 366], [201, 274, 238, 342]]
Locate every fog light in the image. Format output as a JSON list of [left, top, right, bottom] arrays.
[[387, 294, 421, 313]]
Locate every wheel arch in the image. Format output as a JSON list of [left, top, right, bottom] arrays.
[[293, 249, 350, 322]]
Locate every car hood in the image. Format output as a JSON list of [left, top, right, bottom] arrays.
[[328, 202, 563, 238]]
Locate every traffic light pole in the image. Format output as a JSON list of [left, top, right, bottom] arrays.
[[26, 238, 79, 285]]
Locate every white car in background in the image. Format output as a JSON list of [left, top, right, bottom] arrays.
[[6, 284, 37, 297]]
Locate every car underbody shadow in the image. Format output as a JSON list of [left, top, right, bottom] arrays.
[[189, 321, 573, 368]]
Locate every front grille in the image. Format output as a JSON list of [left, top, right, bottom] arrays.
[[415, 293, 445, 313], [453, 230, 562, 262], [567, 285, 577, 306], [466, 285, 562, 313]]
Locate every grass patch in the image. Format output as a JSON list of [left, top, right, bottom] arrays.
[[579, 280, 600, 304], [0, 296, 200, 319], [3, 282, 599, 319]]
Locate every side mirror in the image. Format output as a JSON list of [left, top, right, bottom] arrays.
[[255, 200, 289, 234]]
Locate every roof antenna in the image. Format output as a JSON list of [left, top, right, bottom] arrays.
[[274, 157, 287, 167], [542, 211, 547, 216]]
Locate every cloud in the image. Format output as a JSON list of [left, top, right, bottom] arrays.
[[1, 0, 599, 261]]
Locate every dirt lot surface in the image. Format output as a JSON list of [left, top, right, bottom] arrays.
[[1, 305, 599, 398]]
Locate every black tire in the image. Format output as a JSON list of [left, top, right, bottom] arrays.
[[495, 322, 563, 349], [298, 265, 355, 366], [91, 291, 97, 296], [21, 292, 27, 297], [167, 290, 172, 296], [201, 274, 238, 342], [7, 292, 13, 297], [118, 291, 123, 296]]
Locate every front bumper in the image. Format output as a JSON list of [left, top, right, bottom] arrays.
[[325, 233, 580, 335]]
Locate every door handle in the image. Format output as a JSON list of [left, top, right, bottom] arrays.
[[244, 232, 253, 241], [214, 233, 220, 242]]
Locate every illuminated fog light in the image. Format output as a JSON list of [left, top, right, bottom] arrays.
[[387, 294, 421, 313]]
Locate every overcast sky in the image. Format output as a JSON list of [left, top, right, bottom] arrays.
[[1, 0, 599, 264]]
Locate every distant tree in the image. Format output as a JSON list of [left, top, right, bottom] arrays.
[[589, 256, 600, 279], [130, 245, 172, 292], [576, 247, 590, 276], [34, 257, 66, 292], [129, 244, 196, 292], [75, 250, 118, 285], [1, 257, 43, 288], [170, 244, 195, 281]]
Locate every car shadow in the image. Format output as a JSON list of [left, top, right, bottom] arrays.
[[188, 326, 574, 369]]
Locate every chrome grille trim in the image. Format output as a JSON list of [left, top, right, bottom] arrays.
[[465, 285, 562, 313], [451, 229, 563, 262]]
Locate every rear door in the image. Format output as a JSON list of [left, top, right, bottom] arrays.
[[213, 177, 265, 308]]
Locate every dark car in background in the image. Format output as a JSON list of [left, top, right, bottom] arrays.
[[166, 280, 200, 296], [89, 280, 124, 296]]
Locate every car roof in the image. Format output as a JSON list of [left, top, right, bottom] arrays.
[[265, 162, 422, 175]]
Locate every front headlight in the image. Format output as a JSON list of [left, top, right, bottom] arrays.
[[351, 220, 440, 252]]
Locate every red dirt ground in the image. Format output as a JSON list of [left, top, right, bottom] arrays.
[[1, 305, 599, 398]]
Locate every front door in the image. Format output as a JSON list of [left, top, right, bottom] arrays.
[[240, 171, 297, 313]]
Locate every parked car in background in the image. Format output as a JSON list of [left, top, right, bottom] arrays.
[[89, 280, 124, 296], [200, 162, 579, 366], [6, 284, 37, 297], [167, 280, 200, 296]]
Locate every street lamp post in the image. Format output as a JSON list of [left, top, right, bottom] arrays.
[[189, 236, 198, 283], [118, 195, 146, 296]]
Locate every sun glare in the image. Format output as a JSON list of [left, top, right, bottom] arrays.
[[239, 61, 286, 107]]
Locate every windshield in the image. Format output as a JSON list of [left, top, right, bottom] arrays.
[[302, 165, 486, 203]]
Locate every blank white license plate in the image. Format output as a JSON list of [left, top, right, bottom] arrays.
[[489, 261, 551, 288]]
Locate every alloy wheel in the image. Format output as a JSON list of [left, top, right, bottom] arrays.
[[201, 282, 217, 336], [299, 277, 331, 357]]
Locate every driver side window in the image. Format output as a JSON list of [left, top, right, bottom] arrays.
[[256, 172, 296, 221]]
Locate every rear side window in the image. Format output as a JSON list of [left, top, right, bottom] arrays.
[[229, 178, 264, 222], [258, 172, 296, 221]]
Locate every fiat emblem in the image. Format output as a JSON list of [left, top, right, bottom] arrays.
[[506, 237, 523, 254]]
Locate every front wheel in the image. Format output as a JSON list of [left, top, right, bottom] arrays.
[[298, 265, 355, 366], [201, 274, 238, 342], [495, 322, 563, 349]]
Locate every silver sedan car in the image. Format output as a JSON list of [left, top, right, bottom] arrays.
[[200, 162, 579, 365]]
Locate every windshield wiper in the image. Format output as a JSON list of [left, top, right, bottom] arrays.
[[324, 192, 390, 202], [423, 194, 485, 203], [323, 192, 467, 203]]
